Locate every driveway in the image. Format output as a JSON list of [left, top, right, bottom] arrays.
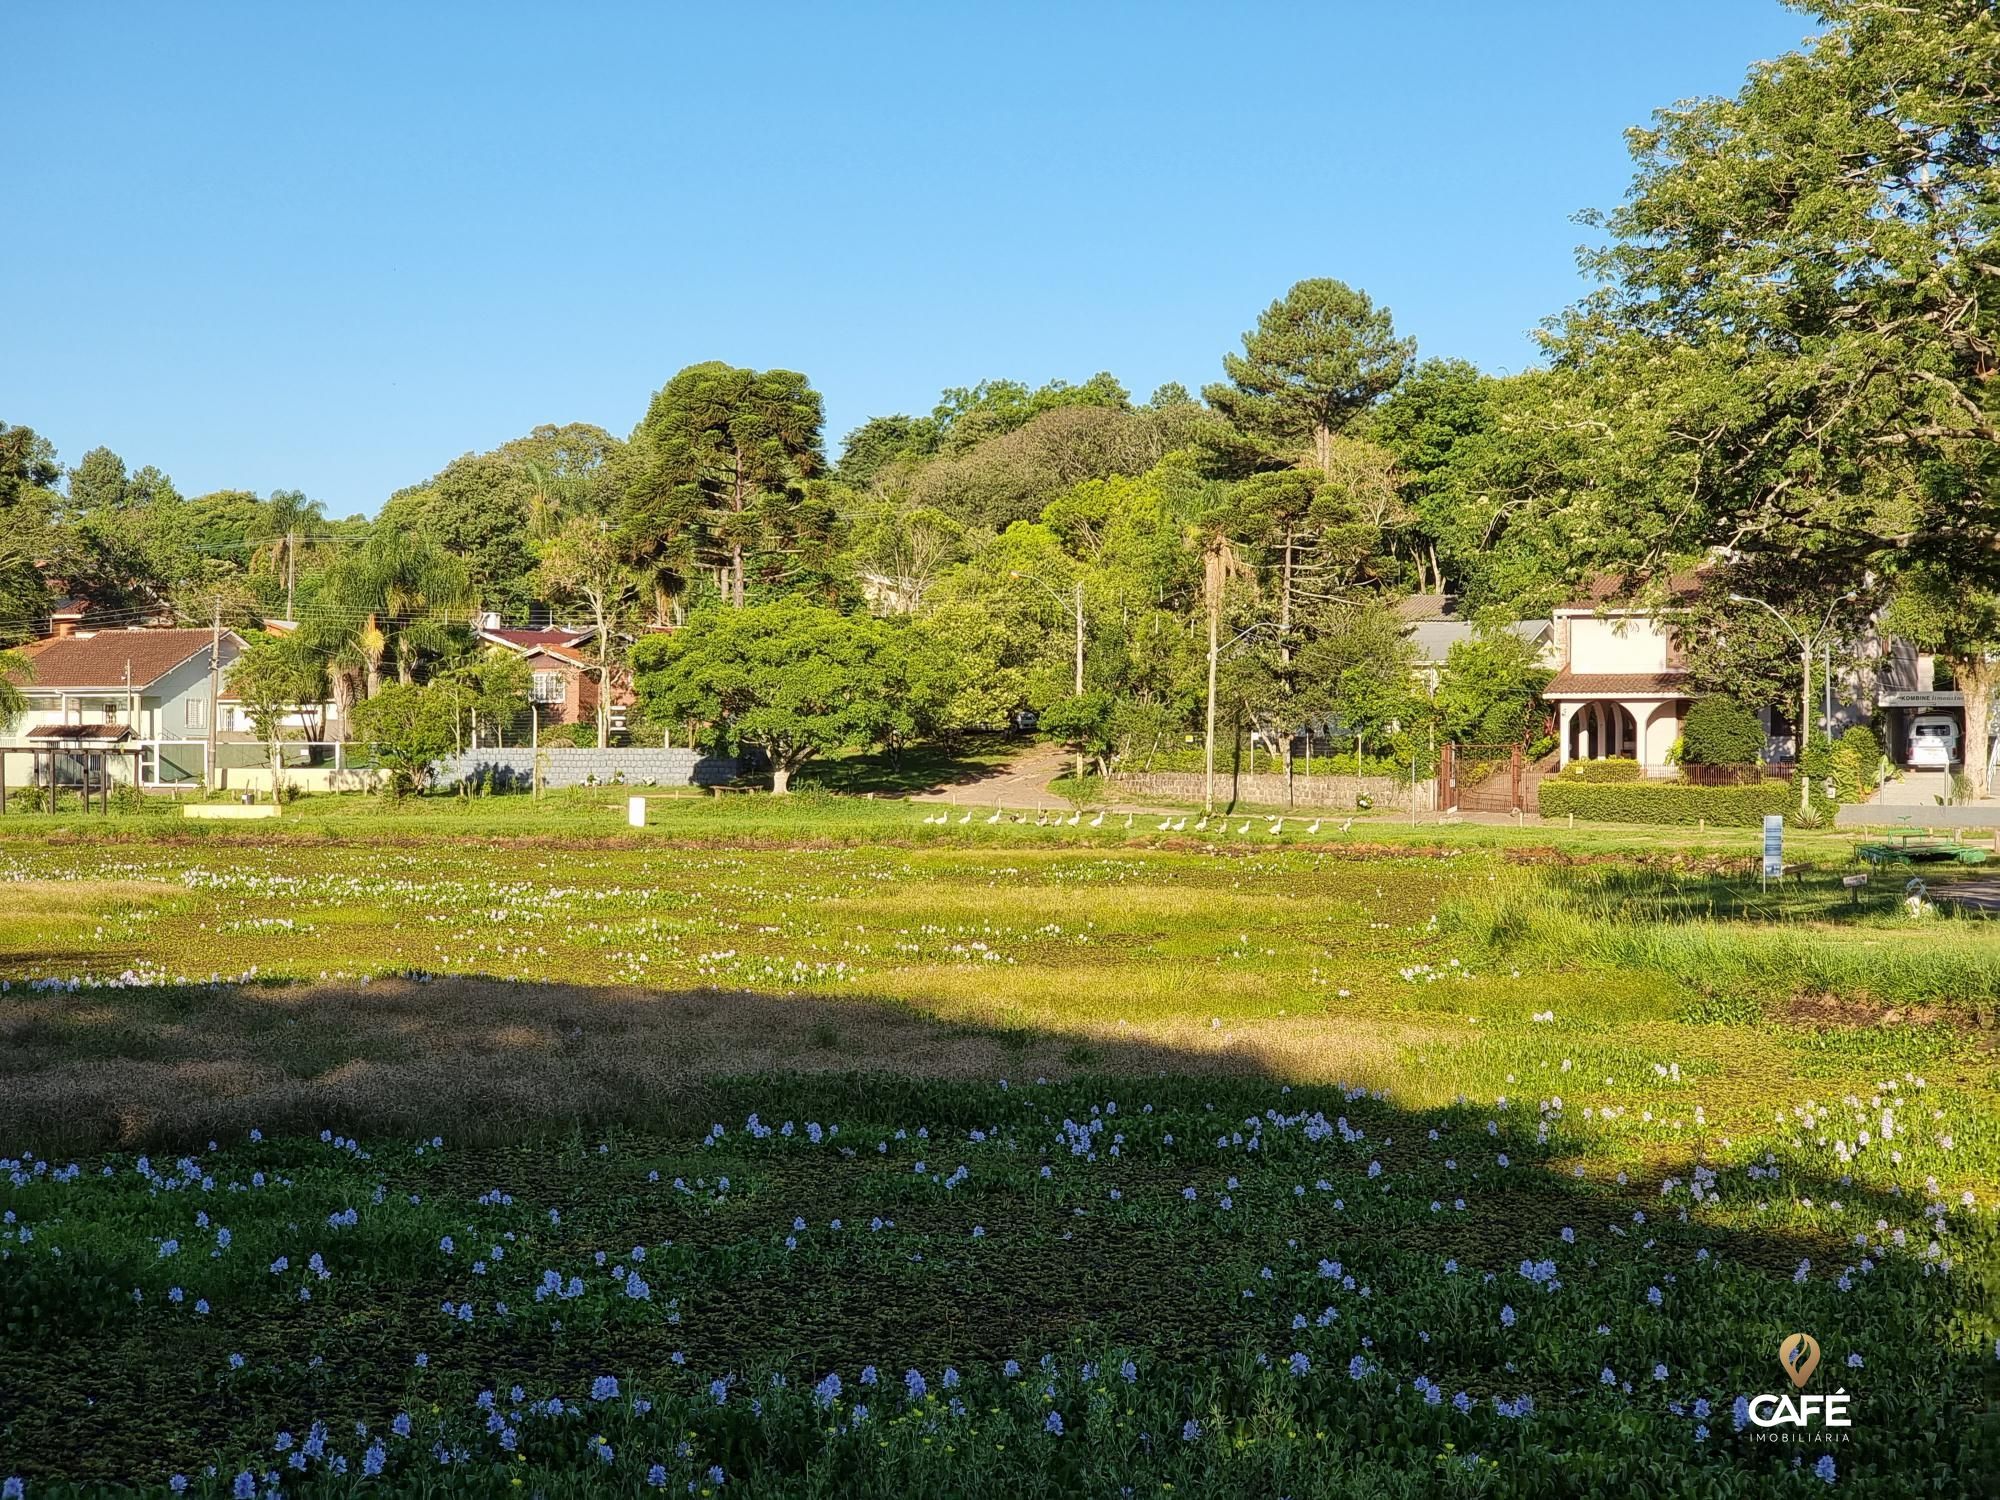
[[1873, 769, 1953, 806]]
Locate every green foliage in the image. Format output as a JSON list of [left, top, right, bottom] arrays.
[[1203, 278, 1414, 472], [630, 599, 895, 790], [1561, 757, 1641, 783], [1679, 696, 1764, 767], [0, 645, 32, 724], [619, 362, 827, 610], [1829, 723, 1885, 804], [1431, 623, 1551, 746], [348, 680, 459, 794], [1537, 777, 1792, 826]]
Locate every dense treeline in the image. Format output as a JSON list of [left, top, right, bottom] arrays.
[[3, 0, 1994, 792]]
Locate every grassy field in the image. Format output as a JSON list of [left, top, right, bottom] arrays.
[[1, 804, 1996, 1496]]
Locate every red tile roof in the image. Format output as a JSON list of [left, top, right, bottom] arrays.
[[1560, 570, 1709, 611], [483, 627, 594, 651], [1545, 670, 1692, 698], [14, 629, 237, 691]]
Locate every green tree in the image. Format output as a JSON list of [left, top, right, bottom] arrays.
[[1680, 696, 1766, 769], [629, 599, 893, 793], [536, 515, 632, 749], [1886, 564, 2000, 795], [0, 646, 32, 726], [1205, 279, 1415, 475], [621, 363, 826, 609], [1430, 622, 1553, 747], [66, 446, 131, 516], [305, 531, 473, 695], [252, 490, 328, 621], [226, 633, 328, 797], [1531, 1, 2000, 672], [349, 680, 458, 795]]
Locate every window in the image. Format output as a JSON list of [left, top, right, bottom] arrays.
[[531, 671, 567, 704], [185, 697, 206, 728]]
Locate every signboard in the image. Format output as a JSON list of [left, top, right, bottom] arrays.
[[1878, 691, 1965, 710], [1762, 814, 1785, 882]]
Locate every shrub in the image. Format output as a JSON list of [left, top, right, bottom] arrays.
[[1680, 696, 1764, 766], [1538, 778, 1793, 826], [1562, 757, 1641, 783]]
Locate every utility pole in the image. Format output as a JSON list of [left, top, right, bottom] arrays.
[[1072, 579, 1085, 779], [1203, 546, 1221, 816], [206, 601, 221, 792]]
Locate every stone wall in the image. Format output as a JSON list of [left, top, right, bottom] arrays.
[[1107, 770, 1429, 812], [433, 748, 739, 791]]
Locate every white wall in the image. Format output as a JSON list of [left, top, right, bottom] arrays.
[[1567, 616, 1673, 674]]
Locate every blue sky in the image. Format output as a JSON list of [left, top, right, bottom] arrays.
[[4, 1, 1813, 516]]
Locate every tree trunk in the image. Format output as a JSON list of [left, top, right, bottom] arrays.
[[596, 606, 611, 750], [771, 765, 792, 795], [1312, 423, 1334, 476], [1955, 655, 1997, 798]]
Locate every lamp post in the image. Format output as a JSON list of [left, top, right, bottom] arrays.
[[1009, 571, 1086, 778], [1730, 591, 1857, 811]]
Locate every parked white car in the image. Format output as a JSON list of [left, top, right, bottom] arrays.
[[1907, 714, 1960, 769]]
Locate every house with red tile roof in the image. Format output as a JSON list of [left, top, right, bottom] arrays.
[[2, 626, 245, 785], [476, 624, 633, 733]]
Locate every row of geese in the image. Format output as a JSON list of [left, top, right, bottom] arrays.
[[916, 808, 1354, 835]]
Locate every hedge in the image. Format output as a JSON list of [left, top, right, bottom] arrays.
[[1538, 777, 1794, 826], [1561, 757, 1642, 783]]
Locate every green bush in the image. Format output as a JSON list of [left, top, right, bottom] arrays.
[[1539, 777, 1793, 826], [1562, 757, 1641, 783], [1827, 723, 1884, 804], [1680, 696, 1764, 766]]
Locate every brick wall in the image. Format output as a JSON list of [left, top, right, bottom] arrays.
[[433, 748, 738, 791]]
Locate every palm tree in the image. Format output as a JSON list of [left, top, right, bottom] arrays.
[[253, 490, 328, 621], [302, 531, 473, 701]]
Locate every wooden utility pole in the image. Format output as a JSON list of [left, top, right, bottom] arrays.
[[1203, 544, 1221, 815]]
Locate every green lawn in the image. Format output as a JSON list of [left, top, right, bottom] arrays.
[[0, 810, 1995, 1496]]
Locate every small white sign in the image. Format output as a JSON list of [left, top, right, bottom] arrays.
[[628, 795, 647, 828], [1762, 814, 1784, 878]]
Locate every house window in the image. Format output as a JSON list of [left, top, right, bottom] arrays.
[[531, 671, 567, 704], [185, 698, 206, 728]]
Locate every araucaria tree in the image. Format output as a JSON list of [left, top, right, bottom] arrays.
[[629, 599, 893, 793], [619, 363, 827, 611], [1204, 278, 1415, 475]]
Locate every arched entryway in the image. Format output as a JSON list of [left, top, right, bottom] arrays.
[[1566, 700, 1639, 761]]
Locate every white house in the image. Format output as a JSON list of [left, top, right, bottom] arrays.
[[1544, 575, 1699, 772]]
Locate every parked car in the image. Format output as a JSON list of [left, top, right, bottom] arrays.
[[1907, 714, 1960, 769]]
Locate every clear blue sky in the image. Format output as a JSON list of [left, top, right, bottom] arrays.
[[4, 1, 1813, 517]]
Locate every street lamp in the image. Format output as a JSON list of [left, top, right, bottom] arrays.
[[1729, 591, 1857, 811], [1009, 570, 1086, 777]]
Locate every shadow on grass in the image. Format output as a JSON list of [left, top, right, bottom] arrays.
[[1, 974, 1995, 1494]]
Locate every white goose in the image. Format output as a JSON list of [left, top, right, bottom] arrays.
[[986, 809, 1003, 824], [1194, 816, 1209, 832], [1305, 819, 1321, 834], [1066, 810, 1081, 826], [1237, 819, 1252, 834], [1088, 811, 1104, 827], [957, 809, 973, 825]]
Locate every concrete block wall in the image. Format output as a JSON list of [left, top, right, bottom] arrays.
[[1108, 770, 1428, 812], [433, 747, 739, 791]]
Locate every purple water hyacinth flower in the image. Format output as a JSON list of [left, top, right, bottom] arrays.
[[1044, 1411, 1064, 1435]]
